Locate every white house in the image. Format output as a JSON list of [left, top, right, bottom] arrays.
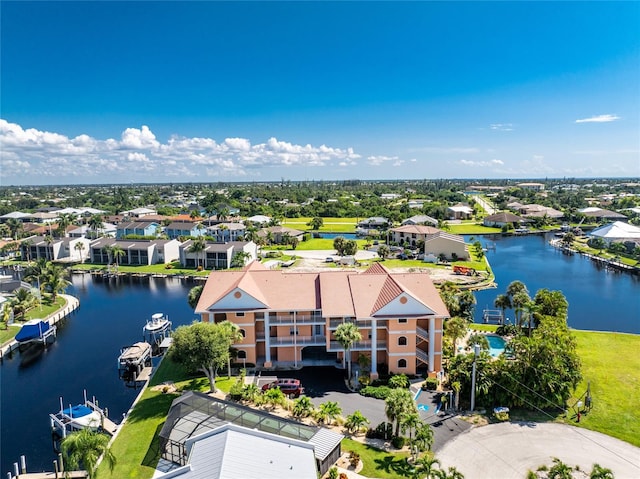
[[588, 221, 640, 245], [423, 231, 469, 261]]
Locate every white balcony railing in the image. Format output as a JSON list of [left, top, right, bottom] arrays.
[[269, 335, 327, 347]]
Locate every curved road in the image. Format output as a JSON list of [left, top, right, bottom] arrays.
[[437, 422, 640, 479]]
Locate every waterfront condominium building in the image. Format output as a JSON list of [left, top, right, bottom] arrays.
[[195, 261, 448, 378]]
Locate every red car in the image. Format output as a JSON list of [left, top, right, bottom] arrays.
[[261, 378, 304, 398]]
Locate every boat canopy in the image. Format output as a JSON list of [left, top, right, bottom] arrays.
[[15, 319, 50, 342]]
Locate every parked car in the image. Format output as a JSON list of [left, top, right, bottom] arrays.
[[261, 378, 304, 398], [325, 257, 334, 263]]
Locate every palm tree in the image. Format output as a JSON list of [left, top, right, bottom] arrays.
[[316, 401, 342, 425], [547, 457, 573, 479], [1, 303, 13, 328], [512, 290, 532, 328], [74, 242, 86, 263], [61, 428, 116, 478], [219, 321, 244, 379], [434, 466, 465, 479], [21, 238, 33, 262], [263, 387, 285, 410], [87, 215, 104, 238], [589, 464, 614, 479], [102, 245, 114, 265], [385, 388, 416, 437], [187, 285, 204, 309], [111, 245, 126, 268], [44, 234, 54, 261], [444, 316, 468, 356], [414, 422, 434, 453], [493, 294, 511, 325], [377, 244, 390, 260], [400, 412, 422, 460], [334, 322, 362, 382], [188, 238, 206, 269], [42, 263, 70, 302], [292, 396, 314, 418], [413, 455, 441, 479], [6, 218, 23, 240], [344, 410, 370, 435], [56, 213, 75, 238], [10, 288, 35, 320], [307, 216, 323, 231]]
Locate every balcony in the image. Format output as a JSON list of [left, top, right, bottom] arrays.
[[328, 340, 387, 352], [328, 319, 373, 330], [269, 314, 324, 326], [269, 335, 327, 347]]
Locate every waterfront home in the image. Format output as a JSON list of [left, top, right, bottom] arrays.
[[195, 261, 448, 377], [89, 238, 181, 265], [179, 240, 258, 269], [164, 221, 206, 239], [207, 222, 247, 242], [588, 221, 640, 245], [402, 214, 439, 227], [19, 235, 91, 262], [257, 226, 304, 245], [447, 204, 474, 220], [356, 216, 390, 236], [483, 212, 527, 228], [423, 231, 469, 261], [24, 212, 59, 224], [115, 221, 160, 239], [578, 207, 628, 222], [389, 224, 441, 248], [507, 203, 564, 220]]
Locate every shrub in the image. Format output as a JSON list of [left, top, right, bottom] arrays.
[[391, 435, 406, 449], [359, 385, 392, 400], [366, 421, 393, 440], [349, 451, 360, 468], [358, 375, 370, 387], [388, 374, 409, 389], [328, 467, 338, 479], [339, 473, 348, 479], [423, 378, 438, 391], [496, 324, 519, 336]]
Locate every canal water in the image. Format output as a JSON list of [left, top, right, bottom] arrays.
[[0, 274, 196, 474], [1, 233, 638, 472], [470, 233, 639, 334]]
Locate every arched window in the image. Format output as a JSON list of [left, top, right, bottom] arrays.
[[239, 329, 246, 338], [237, 350, 247, 359], [398, 336, 407, 346], [398, 359, 407, 368]]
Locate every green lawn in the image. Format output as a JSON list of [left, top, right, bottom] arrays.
[[570, 331, 640, 447], [342, 438, 411, 479], [24, 295, 67, 321], [71, 262, 211, 276], [0, 325, 21, 345], [97, 357, 235, 479], [282, 217, 358, 233]]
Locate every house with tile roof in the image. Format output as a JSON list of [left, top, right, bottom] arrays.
[[423, 231, 469, 260], [390, 224, 441, 247], [195, 262, 448, 378]]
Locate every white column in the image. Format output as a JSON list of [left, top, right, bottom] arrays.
[[428, 317, 435, 373], [265, 312, 271, 364], [371, 318, 377, 374]]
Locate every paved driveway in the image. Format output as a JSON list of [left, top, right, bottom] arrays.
[[437, 422, 640, 479]]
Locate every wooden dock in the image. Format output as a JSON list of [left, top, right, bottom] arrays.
[[102, 416, 118, 435]]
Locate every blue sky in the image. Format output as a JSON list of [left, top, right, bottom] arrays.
[[1, 1, 639, 185]]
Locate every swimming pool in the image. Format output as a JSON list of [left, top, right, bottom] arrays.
[[487, 334, 507, 357]]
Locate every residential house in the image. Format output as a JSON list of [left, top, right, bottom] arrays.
[[257, 226, 304, 245], [588, 221, 640, 245], [508, 203, 564, 220], [89, 238, 181, 265], [402, 215, 438, 227], [164, 221, 206, 239], [207, 222, 247, 242], [157, 392, 342, 477], [116, 221, 160, 239], [389, 224, 441, 248], [356, 217, 390, 236], [0, 211, 31, 222], [516, 182, 545, 191], [483, 212, 527, 228], [578, 207, 628, 222], [447, 205, 474, 220], [195, 262, 448, 377], [19, 235, 89, 262], [24, 212, 59, 224], [423, 231, 469, 261], [121, 207, 158, 218], [246, 215, 271, 226], [68, 223, 118, 238], [180, 240, 258, 270]]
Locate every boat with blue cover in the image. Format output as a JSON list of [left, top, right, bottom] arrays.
[[49, 392, 106, 439], [15, 319, 56, 347]]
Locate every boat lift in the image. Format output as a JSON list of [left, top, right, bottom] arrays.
[[49, 390, 115, 439]]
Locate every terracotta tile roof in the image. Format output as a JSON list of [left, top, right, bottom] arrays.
[[195, 261, 449, 318], [391, 225, 441, 235]]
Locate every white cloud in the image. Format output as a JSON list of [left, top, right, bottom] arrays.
[[575, 114, 620, 123], [367, 155, 399, 166], [489, 123, 514, 131], [460, 159, 504, 167], [0, 119, 362, 182], [408, 146, 479, 154]]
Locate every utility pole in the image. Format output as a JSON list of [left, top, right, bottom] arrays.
[[470, 343, 481, 412]]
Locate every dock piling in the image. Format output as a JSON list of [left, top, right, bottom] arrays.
[[20, 456, 26, 474]]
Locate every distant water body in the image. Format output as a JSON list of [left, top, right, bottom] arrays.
[[1, 234, 639, 472]]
